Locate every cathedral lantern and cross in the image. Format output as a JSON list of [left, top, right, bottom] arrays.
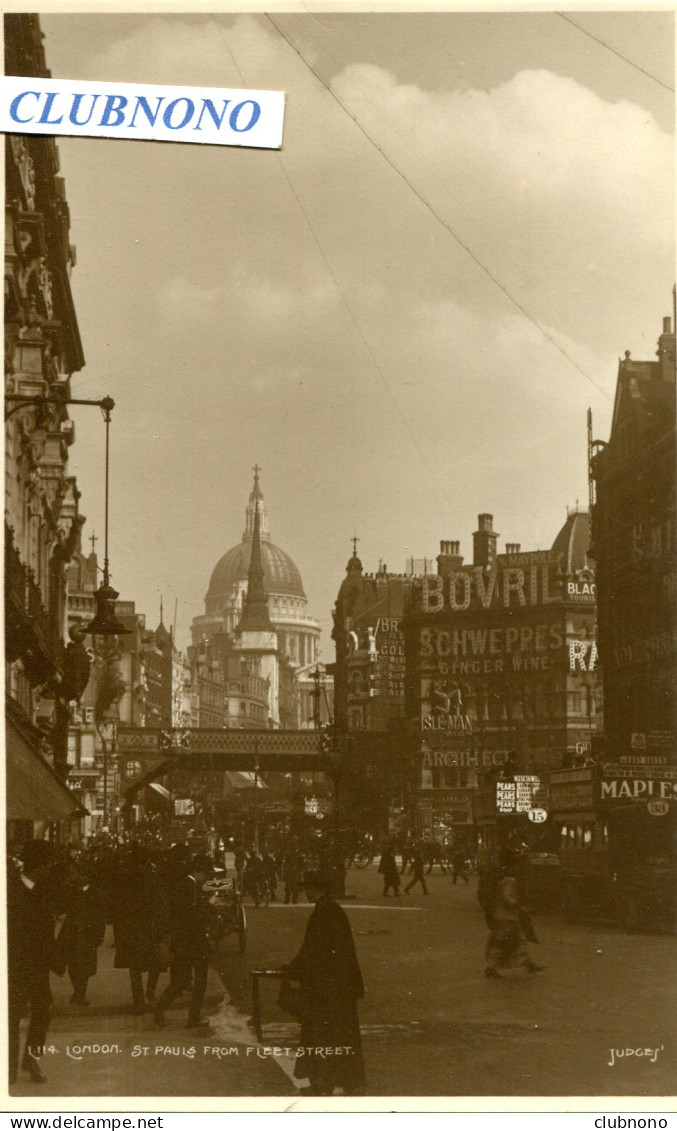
[[191, 467, 322, 673]]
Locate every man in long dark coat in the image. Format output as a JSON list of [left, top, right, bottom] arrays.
[[56, 858, 106, 1005], [8, 840, 58, 1085], [285, 870, 366, 1096], [111, 844, 166, 1012], [377, 846, 401, 896], [153, 852, 212, 1029]]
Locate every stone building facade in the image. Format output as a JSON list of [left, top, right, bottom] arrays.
[[402, 511, 599, 845], [5, 14, 86, 840], [331, 550, 425, 837], [589, 316, 676, 762]]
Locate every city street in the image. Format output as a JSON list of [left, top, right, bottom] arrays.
[[10, 862, 675, 1101], [5, 11, 675, 1117], [216, 863, 676, 1097]]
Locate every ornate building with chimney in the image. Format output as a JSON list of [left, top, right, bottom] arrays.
[[5, 14, 87, 841], [589, 314, 676, 765], [403, 511, 599, 844]]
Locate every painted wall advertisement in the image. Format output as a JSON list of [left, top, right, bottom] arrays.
[[373, 617, 405, 699], [495, 774, 547, 814]]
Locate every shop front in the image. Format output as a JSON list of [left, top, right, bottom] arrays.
[[7, 715, 85, 844], [415, 786, 474, 846], [550, 760, 677, 930]]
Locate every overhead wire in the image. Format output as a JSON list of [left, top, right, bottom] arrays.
[[209, 14, 435, 471], [285, 12, 529, 282], [556, 12, 675, 94], [277, 12, 614, 404], [265, 13, 613, 402]]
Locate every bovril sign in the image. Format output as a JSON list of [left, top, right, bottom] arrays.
[[418, 558, 595, 614]]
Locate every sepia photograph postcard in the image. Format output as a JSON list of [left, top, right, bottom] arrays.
[[3, 0, 676, 1113]]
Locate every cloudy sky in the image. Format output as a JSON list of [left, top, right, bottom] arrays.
[[37, 8, 675, 651]]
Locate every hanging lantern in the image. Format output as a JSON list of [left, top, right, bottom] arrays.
[[83, 398, 131, 638], [87, 581, 132, 637]]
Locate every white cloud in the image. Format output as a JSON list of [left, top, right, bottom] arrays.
[[330, 65, 674, 350], [79, 15, 286, 89], [53, 18, 673, 649]]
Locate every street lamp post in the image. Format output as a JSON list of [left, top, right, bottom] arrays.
[[96, 716, 118, 834], [86, 398, 132, 639], [311, 667, 322, 730], [4, 392, 116, 421], [319, 719, 351, 896], [253, 739, 260, 854]]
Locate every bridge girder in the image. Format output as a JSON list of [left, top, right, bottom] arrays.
[[117, 728, 334, 799]]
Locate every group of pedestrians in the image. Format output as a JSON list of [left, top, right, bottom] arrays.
[[8, 832, 543, 1095], [377, 842, 472, 897], [7, 838, 219, 1086], [235, 843, 322, 907]]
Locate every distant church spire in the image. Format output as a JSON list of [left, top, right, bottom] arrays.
[[237, 491, 273, 632], [243, 464, 271, 542]]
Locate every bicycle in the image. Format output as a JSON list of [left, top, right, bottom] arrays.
[[204, 876, 247, 955]]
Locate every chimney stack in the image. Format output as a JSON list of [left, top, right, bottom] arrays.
[[437, 539, 463, 577], [473, 514, 498, 569], [658, 315, 676, 384]]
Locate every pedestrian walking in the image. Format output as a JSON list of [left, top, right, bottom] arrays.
[[8, 840, 58, 1085], [378, 846, 401, 896], [55, 858, 106, 1005], [283, 848, 304, 905], [242, 851, 266, 906], [399, 840, 415, 875], [283, 870, 366, 1096], [426, 842, 448, 874], [404, 846, 429, 895], [485, 854, 544, 978], [111, 844, 166, 1013], [477, 848, 501, 919], [233, 847, 246, 884], [262, 851, 278, 902], [452, 848, 470, 886], [153, 853, 213, 1029]]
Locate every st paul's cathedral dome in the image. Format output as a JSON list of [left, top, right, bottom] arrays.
[[191, 470, 320, 669]]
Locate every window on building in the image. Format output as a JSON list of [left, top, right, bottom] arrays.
[[80, 733, 95, 767], [617, 422, 633, 460]]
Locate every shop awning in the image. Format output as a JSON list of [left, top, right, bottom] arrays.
[[149, 782, 171, 800], [226, 771, 268, 790], [6, 721, 85, 821]]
